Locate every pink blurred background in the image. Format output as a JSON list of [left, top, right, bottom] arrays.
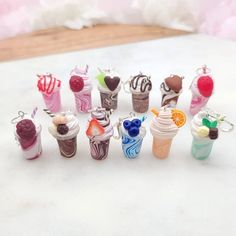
[[0, 0, 235, 40]]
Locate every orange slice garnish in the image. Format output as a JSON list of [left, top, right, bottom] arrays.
[[150, 108, 159, 116], [172, 109, 186, 127]]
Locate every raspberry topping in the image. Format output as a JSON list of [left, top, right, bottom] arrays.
[[57, 124, 69, 135], [69, 75, 84, 92], [16, 119, 36, 140]]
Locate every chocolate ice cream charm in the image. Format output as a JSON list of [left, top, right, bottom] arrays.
[[96, 68, 121, 110], [124, 72, 152, 113], [160, 75, 183, 107]]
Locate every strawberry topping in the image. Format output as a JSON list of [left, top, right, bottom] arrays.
[[197, 75, 214, 97], [86, 119, 105, 136]]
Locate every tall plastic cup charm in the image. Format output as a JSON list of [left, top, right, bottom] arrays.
[[69, 65, 92, 113], [190, 65, 214, 116]]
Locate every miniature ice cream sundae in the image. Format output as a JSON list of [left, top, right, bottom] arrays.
[[46, 110, 80, 158], [150, 107, 186, 159], [119, 115, 146, 159], [96, 68, 121, 110], [86, 107, 113, 160], [69, 65, 92, 113], [12, 111, 42, 160], [37, 73, 61, 112], [126, 73, 152, 113], [190, 65, 214, 115], [191, 110, 218, 160], [160, 75, 183, 107]]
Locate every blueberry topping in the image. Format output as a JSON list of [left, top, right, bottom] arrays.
[[131, 119, 141, 128], [123, 120, 132, 130], [128, 126, 139, 137]]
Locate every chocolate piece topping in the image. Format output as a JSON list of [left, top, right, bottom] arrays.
[[104, 76, 120, 91], [165, 75, 183, 92], [209, 128, 218, 140]]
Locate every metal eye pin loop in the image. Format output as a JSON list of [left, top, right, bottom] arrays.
[[220, 120, 234, 132], [113, 112, 136, 140], [11, 111, 26, 124], [196, 65, 211, 75], [205, 108, 234, 132]]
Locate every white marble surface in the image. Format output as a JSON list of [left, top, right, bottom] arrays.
[[0, 34, 236, 236]]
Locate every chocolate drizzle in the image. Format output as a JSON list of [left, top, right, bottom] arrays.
[[160, 82, 171, 92], [57, 137, 77, 158], [89, 139, 110, 160], [100, 92, 118, 110], [130, 74, 152, 93]]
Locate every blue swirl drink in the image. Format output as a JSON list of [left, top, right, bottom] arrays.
[[121, 117, 146, 159]]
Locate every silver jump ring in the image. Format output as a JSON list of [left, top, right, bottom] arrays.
[[219, 119, 234, 132]]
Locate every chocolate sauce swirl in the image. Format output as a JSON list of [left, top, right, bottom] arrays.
[[130, 74, 152, 93]]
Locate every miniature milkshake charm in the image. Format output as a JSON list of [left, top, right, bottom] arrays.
[[191, 109, 233, 160], [86, 107, 113, 160], [69, 65, 92, 113], [150, 107, 186, 159], [96, 68, 121, 110], [124, 73, 152, 113], [114, 114, 146, 159], [46, 110, 80, 158], [160, 75, 183, 107], [12, 110, 42, 160], [189, 65, 214, 115], [37, 73, 61, 113]]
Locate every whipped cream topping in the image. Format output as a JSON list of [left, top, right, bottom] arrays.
[[190, 76, 202, 97], [71, 65, 92, 92], [190, 110, 217, 141], [49, 112, 80, 140], [87, 109, 113, 141], [150, 107, 178, 139]]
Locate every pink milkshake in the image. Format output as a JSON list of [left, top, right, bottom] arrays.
[[190, 65, 214, 115], [69, 65, 92, 113], [37, 73, 61, 113]]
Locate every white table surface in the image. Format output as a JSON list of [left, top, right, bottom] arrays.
[[0, 34, 236, 236]]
